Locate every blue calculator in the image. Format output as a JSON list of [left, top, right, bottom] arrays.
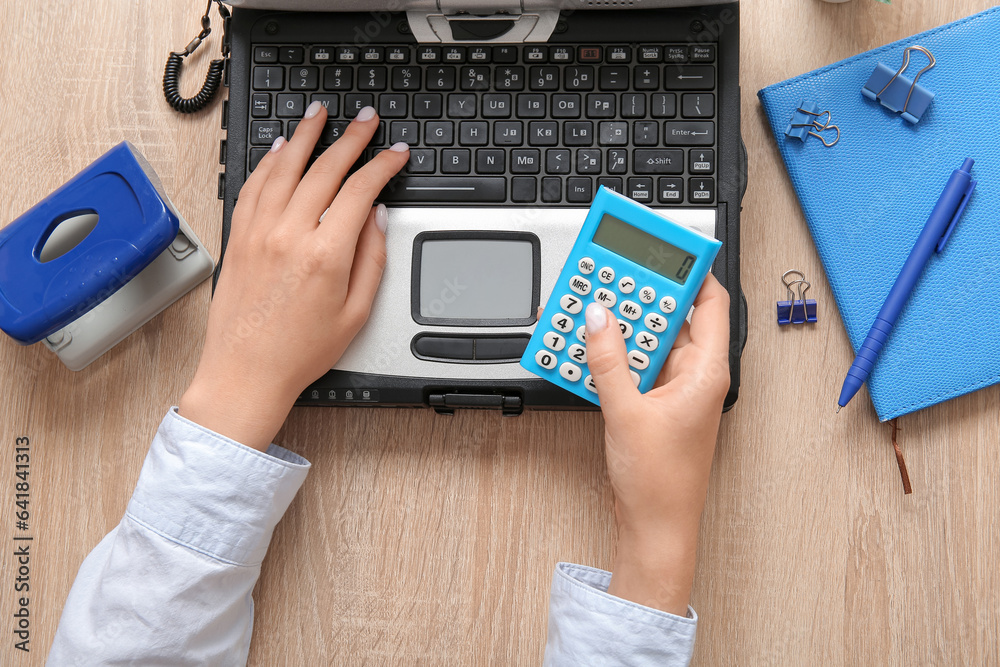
[[520, 186, 722, 405]]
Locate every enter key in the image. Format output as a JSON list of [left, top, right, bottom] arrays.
[[664, 121, 715, 146]]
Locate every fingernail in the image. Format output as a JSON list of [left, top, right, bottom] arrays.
[[375, 203, 388, 233], [355, 106, 376, 122], [269, 136, 286, 153], [585, 303, 607, 333], [304, 100, 323, 119], [389, 141, 410, 152]]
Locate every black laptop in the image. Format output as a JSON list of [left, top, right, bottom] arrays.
[[218, 0, 746, 414]]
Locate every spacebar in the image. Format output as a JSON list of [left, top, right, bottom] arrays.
[[379, 176, 507, 203]]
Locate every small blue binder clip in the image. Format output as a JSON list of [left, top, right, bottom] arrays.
[[862, 46, 936, 124], [777, 270, 817, 325], [785, 100, 840, 147]]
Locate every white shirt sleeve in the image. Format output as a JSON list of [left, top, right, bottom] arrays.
[[47, 408, 310, 666], [543, 562, 698, 666]]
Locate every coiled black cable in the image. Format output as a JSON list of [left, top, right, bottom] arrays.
[[163, 52, 225, 114]]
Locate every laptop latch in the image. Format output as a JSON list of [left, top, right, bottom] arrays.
[[428, 392, 524, 416], [406, 1, 559, 44]]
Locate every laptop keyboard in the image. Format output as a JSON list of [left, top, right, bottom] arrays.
[[247, 43, 718, 206]]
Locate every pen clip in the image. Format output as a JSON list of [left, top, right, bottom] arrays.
[[936, 179, 977, 252]]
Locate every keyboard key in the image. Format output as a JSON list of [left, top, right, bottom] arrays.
[[690, 44, 716, 62], [493, 46, 518, 63], [459, 121, 488, 145], [577, 149, 601, 174], [599, 121, 628, 145], [469, 46, 490, 62], [565, 66, 595, 90], [390, 121, 419, 145], [651, 93, 677, 118], [528, 121, 558, 146], [524, 45, 547, 62], [689, 177, 715, 203], [518, 94, 546, 118], [657, 177, 684, 203], [663, 65, 715, 90], [323, 66, 352, 90], [344, 94, 374, 117], [379, 94, 408, 118], [546, 149, 571, 174], [664, 45, 688, 63], [552, 94, 582, 118], [251, 93, 270, 118], [425, 121, 454, 145], [495, 67, 525, 91], [664, 121, 715, 146], [690, 149, 715, 174], [482, 93, 512, 118], [392, 67, 421, 90], [387, 46, 409, 63], [529, 66, 560, 91], [633, 121, 658, 146], [311, 94, 338, 116], [567, 177, 593, 203], [289, 66, 319, 91], [627, 177, 653, 203], [362, 46, 385, 63], [443, 46, 465, 63], [549, 46, 573, 63], [276, 93, 305, 117], [427, 66, 457, 90], [607, 149, 628, 174], [336, 46, 359, 63], [461, 66, 491, 90], [448, 93, 477, 118], [638, 45, 663, 62], [413, 93, 443, 118], [511, 176, 537, 202], [380, 176, 506, 202], [417, 46, 441, 63], [476, 149, 505, 173], [634, 149, 684, 174], [578, 46, 602, 62], [254, 46, 278, 63], [597, 177, 623, 195], [253, 66, 283, 90], [607, 46, 631, 63], [250, 121, 282, 145], [634, 65, 660, 90], [321, 121, 350, 145], [586, 94, 616, 118], [279, 46, 304, 64], [542, 176, 562, 202], [682, 93, 714, 118], [511, 149, 541, 173], [441, 149, 471, 174], [564, 121, 593, 146], [599, 66, 629, 90], [621, 93, 646, 118], [494, 121, 523, 146], [357, 66, 387, 91], [249, 148, 268, 171], [407, 149, 436, 173]]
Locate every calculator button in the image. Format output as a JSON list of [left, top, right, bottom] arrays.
[[636, 331, 659, 351], [617, 319, 633, 339], [618, 277, 635, 293], [560, 294, 584, 314], [638, 286, 656, 304], [585, 374, 598, 393], [560, 362, 583, 382], [619, 300, 642, 320], [598, 266, 615, 284], [569, 275, 592, 295], [659, 295, 677, 313], [627, 349, 650, 370], [578, 257, 595, 274], [567, 343, 587, 364], [594, 287, 617, 307], [535, 350, 557, 369], [543, 332, 566, 351], [576, 325, 587, 343], [551, 313, 574, 333], [630, 370, 641, 387], [644, 313, 668, 333]]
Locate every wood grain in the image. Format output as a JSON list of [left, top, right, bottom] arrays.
[[1, 0, 998, 664]]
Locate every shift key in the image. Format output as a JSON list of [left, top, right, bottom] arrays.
[[663, 121, 714, 146]]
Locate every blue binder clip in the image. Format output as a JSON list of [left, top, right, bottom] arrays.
[[777, 270, 817, 325], [785, 100, 840, 147], [862, 46, 936, 124], [0, 142, 179, 345]]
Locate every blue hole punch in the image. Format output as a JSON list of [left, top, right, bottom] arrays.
[[0, 142, 180, 345], [777, 270, 817, 325], [862, 46, 936, 124]]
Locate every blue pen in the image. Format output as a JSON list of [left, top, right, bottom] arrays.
[[837, 158, 977, 412]]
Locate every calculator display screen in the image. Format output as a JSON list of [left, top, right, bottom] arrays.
[[592, 214, 697, 285], [419, 240, 534, 320]]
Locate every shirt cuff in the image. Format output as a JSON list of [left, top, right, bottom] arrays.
[[126, 407, 310, 567], [544, 562, 698, 667]]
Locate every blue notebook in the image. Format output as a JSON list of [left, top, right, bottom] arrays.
[[758, 7, 1000, 421]]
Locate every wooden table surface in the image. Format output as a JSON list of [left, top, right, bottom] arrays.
[[2, 1, 998, 664]]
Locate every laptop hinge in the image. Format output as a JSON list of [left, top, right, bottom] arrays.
[[406, 1, 559, 44], [428, 392, 524, 416]]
